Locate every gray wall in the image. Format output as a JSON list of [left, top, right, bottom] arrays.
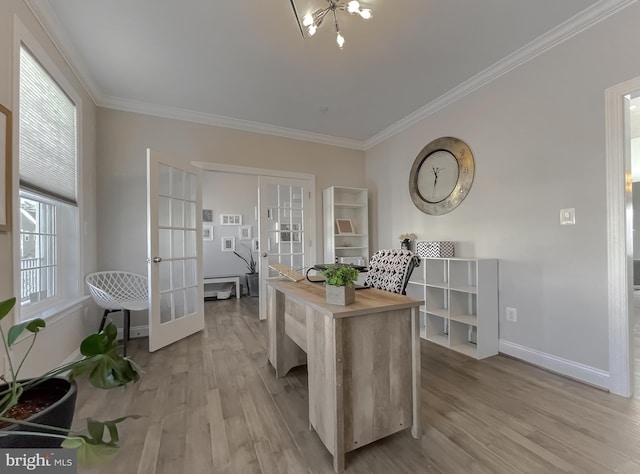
[[366, 3, 640, 381]]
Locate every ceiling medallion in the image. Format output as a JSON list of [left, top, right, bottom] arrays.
[[289, 0, 373, 49]]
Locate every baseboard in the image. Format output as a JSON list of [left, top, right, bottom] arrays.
[[117, 325, 149, 340], [499, 339, 610, 391]]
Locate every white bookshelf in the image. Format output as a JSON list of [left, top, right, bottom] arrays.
[[323, 186, 369, 265], [406, 257, 498, 359]]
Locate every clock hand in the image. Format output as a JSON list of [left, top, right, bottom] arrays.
[[433, 173, 438, 199]]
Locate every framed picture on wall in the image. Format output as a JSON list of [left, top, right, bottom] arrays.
[[203, 226, 213, 241], [239, 225, 252, 240], [221, 236, 235, 252], [220, 214, 242, 225], [202, 209, 213, 222]]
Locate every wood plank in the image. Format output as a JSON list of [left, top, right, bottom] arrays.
[[74, 297, 640, 474]]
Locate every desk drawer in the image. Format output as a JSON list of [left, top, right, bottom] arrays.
[[285, 299, 307, 352]]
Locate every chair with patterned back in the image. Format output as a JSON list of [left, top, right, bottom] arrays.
[[364, 249, 421, 295], [85, 271, 148, 356]]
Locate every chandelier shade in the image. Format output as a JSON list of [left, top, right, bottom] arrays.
[[289, 0, 373, 49]]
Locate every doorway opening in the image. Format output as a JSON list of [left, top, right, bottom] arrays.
[[605, 77, 640, 397], [629, 92, 640, 395], [193, 162, 317, 321]]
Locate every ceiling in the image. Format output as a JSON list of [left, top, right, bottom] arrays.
[[29, 0, 628, 149]]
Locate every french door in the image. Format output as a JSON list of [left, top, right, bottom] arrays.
[[258, 176, 313, 320], [147, 149, 204, 351]]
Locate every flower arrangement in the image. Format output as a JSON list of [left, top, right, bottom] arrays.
[[399, 233, 417, 241]]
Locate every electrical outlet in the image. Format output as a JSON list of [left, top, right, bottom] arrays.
[[506, 307, 518, 322]]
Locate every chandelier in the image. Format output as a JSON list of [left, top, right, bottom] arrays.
[[292, 0, 373, 49]]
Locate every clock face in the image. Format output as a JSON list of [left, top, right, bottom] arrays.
[[416, 150, 459, 203], [408, 137, 474, 215]]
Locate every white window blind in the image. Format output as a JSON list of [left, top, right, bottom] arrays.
[[19, 45, 77, 205]]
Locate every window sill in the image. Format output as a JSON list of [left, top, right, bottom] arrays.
[[21, 295, 91, 326]]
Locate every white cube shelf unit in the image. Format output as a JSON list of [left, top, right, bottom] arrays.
[[406, 257, 498, 359], [323, 186, 369, 265]]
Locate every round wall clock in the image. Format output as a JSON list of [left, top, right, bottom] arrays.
[[408, 136, 474, 215]]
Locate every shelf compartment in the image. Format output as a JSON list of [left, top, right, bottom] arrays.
[[449, 320, 477, 358], [449, 260, 477, 291], [425, 314, 448, 343], [449, 290, 477, 321], [404, 283, 423, 302], [425, 259, 448, 287], [425, 287, 448, 316]]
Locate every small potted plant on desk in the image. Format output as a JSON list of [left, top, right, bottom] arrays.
[[0, 296, 141, 465], [234, 244, 259, 297], [321, 264, 360, 306]]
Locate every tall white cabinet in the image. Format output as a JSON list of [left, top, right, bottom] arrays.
[[406, 257, 498, 359], [323, 186, 369, 265]]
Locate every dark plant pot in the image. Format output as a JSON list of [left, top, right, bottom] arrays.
[[0, 378, 77, 448], [246, 272, 260, 297]]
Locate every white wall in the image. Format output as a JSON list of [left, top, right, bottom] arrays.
[[0, 1, 98, 376], [202, 172, 259, 281], [366, 3, 640, 384]]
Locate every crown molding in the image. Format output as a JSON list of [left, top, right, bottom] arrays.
[[96, 95, 365, 150], [26, 0, 637, 152], [364, 0, 638, 150], [24, 0, 100, 106]]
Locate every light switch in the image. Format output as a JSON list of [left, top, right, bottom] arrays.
[[560, 208, 575, 225]]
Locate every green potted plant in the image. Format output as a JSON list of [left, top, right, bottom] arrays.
[[321, 264, 359, 306], [0, 296, 141, 465], [234, 244, 259, 297]]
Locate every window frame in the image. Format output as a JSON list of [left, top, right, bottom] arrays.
[[12, 17, 84, 322]]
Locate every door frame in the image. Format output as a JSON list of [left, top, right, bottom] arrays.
[[192, 161, 317, 306], [605, 76, 640, 397]]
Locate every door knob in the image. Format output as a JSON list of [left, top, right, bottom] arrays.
[[262, 253, 268, 258], [153, 256, 162, 263]]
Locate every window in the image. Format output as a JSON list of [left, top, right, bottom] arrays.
[[18, 44, 80, 318]]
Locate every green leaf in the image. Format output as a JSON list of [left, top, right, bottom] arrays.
[[7, 319, 45, 347], [62, 436, 119, 467], [72, 322, 141, 389], [61, 416, 142, 466], [0, 297, 16, 321]]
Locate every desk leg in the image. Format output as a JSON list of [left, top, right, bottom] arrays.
[[411, 306, 422, 439], [333, 451, 345, 474], [333, 318, 345, 473], [235, 278, 240, 299], [268, 288, 306, 378]]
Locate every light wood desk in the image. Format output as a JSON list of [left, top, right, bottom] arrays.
[[266, 278, 422, 473]]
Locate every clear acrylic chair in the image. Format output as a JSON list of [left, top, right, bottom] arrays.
[[85, 271, 148, 356]]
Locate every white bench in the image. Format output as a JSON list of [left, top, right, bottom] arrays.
[[203, 276, 241, 299]]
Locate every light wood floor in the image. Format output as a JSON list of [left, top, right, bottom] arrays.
[[76, 298, 640, 473]]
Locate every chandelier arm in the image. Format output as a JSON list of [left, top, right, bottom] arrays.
[[333, 9, 340, 33], [314, 8, 330, 27]]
